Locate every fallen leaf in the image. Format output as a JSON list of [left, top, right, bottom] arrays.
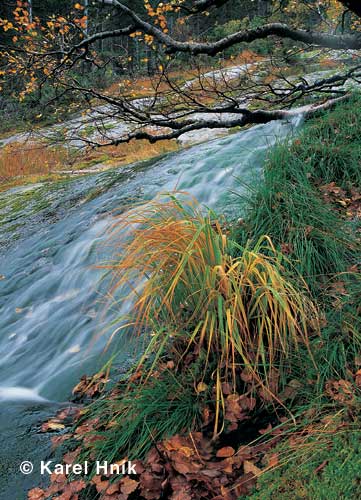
[[120, 477, 139, 495], [325, 379, 354, 404], [28, 488, 46, 500], [106, 482, 120, 495], [216, 446, 235, 458], [267, 452, 279, 468], [41, 421, 65, 432], [196, 382, 208, 393], [355, 369, 361, 387], [243, 460, 262, 476]]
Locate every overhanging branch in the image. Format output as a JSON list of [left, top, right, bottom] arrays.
[[97, 1, 361, 55]]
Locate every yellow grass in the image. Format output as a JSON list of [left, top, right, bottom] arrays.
[[0, 137, 178, 191], [83, 138, 179, 167], [0, 141, 71, 184]]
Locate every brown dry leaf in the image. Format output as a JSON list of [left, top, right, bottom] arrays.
[[243, 460, 262, 476], [164, 435, 186, 452], [258, 423, 272, 435], [240, 368, 254, 383], [267, 452, 279, 468], [51, 434, 71, 449], [239, 395, 256, 411], [28, 488, 46, 500], [280, 242, 293, 255], [172, 453, 202, 475], [68, 480, 86, 493], [50, 472, 67, 484], [91, 475, 109, 493], [170, 492, 193, 500], [41, 421, 65, 432], [53, 480, 85, 500], [216, 458, 234, 474], [102, 494, 127, 500], [178, 446, 193, 458], [325, 379, 354, 404], [139, 471, 163, 500], [330, 281, 348, 296], [222, 382, 232, 395], [216, 446, 235, 458], [131, 460, 145, 474], [319, 182, 342, 195], [105, 482, 120, 495], [280, 379, 303, 401], [196, 382, 208, 393], [219, 485, 237, 500], [169, 476, 193, 500], [63, 448, 81, 464], [120, 477, 139, 495], [234, 472, 257, 496], [225, 394, 250, 429], [56, 406, 82, 422], [72, 372, 108, 398], [202, 406, 211, 426], [355, 369, 361, 387]]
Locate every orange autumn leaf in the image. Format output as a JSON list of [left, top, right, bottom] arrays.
[[216, 446, 235, 458]]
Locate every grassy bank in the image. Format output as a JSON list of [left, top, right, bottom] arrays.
[[30, 96, 361, 500]]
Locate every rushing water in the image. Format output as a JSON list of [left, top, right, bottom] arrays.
[[0, 117, 301, 498]]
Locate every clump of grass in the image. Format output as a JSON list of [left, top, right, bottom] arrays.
[[107, 196, 318, 434]]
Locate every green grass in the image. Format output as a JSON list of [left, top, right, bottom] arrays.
[[78, 367, 203, 471], [246, 423, 361, 500], [234, 95, 361, 499], [236, 95, 361, 296]]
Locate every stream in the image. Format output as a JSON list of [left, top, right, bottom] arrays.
[[0, 116, 301, 498]]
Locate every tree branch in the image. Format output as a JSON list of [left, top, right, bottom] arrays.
[[98, 2, 361, 55]]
